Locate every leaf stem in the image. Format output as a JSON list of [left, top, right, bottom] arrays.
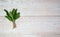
[[13, 21, 16, 29]]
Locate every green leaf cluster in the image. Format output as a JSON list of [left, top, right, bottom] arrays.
[[4, 8, 20, 22]]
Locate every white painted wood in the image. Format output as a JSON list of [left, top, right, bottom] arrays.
[[0, 0, 60, 16], [0, 0, 60, 37], [0, 16, 60, 37]]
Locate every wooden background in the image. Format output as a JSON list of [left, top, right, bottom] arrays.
[[0, 0, 60, 37]]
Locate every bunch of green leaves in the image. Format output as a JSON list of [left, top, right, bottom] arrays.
[[4, 8, 20, 22]]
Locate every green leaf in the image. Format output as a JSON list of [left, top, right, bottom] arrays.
[[15, 12, 20, 20], [4, 9, 9, 16], [5, 16, 13, 21], [4, 8, 20, 22], [12, 9, 17, 19], [12, 8, 15, 15], [4, 9, 12, 18]]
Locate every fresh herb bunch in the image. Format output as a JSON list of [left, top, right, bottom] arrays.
[[4, 8, 20, 29]]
